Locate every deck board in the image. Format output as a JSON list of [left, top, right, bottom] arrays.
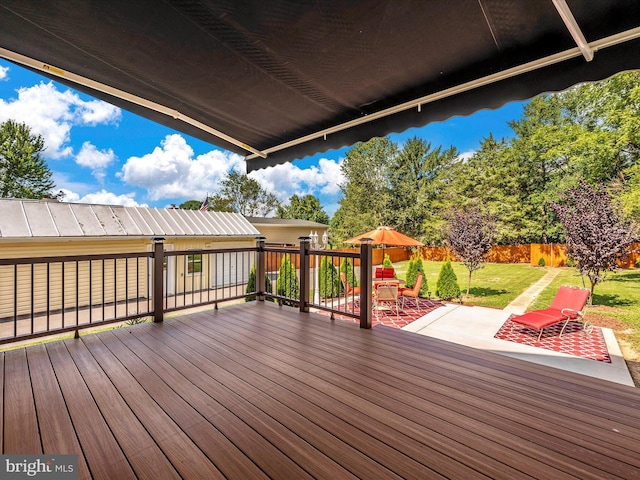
[[3, 348, 40, 454], [26, 345, 91, 479], [1, 301, 639, 479], [78, 333, 227, 480], [45, 341, 137, 480], [64, 338, 181, 479]]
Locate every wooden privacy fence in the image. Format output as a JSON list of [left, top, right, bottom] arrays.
[[418, 245, 531, 264], [530, 243, 640, 268], [395, 243, 639, 267]]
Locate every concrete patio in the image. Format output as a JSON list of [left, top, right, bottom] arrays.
[[403, 303, 635, 387]]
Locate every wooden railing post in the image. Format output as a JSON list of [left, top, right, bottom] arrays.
[[299, 236, 311, 312], [256, 236, 266, 301], [359, 238, 373, 328], [152, 237, 165, 323]]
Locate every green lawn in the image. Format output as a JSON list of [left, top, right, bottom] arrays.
[[393, 260, 548, 309]]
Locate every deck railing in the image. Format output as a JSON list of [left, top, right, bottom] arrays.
[[0, 236, 373, 344]]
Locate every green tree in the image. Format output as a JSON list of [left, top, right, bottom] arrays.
[[0, 120, 57, 199], [445, 134, 524, 244], [620, 163, 640, 220], [387, 137, 459, 241], [219, 170, 280, 216], [180, 196, 235, 212], [276, 254, 299, 306], [245, 265, 274, 302], [320, 256, 342, 298], [405, 256, 428, 297], [179, 199, 203, 210], [276, 194, 329, 224], [339, 257, 358, 288], [330, 138, 397, 242], [436, 259, 460, 301]]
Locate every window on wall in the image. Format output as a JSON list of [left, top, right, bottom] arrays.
[[187, 253, 202, 274]]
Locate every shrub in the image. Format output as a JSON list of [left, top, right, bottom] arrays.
[[636, 258, 640, 268], [566, 256, 576, 267], [436, 259, 461, 300], [276, 254, 299, 306], [339, 257, 358, 287], [405, 257, 419, 288], [406, 256, 429, 297], [382, 254, 397, 277], [245, 265, 274, 302], [320, 256, 343, 298], [537, 257, 546, 267]]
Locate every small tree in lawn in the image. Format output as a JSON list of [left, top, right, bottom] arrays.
[[405, 257, 419, 287], [245, 265, 274, 302], [443, 205, 495, 297], [320, 256, 343, 298], [405, 256, 429, 297], [436, 258, 460, 300], [550, 181, 639, 295], [339, 257, 358, 288], [276, 254, 299, 306], [382, 254, 397, 278]]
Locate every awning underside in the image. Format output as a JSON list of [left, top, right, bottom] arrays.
[[1, 0, 640, 171]]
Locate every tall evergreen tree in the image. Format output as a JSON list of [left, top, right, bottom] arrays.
[[387, 137, 458, 241], [0, 120, 57, 199]]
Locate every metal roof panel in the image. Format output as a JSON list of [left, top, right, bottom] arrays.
[[111, 207, 144, 236], [23, 202, 59, 236], [0, 199, 31, 237], [91, 205, 127, 236], [69, 203, 106, 236], [0, 200, 259, 240], [46, 202, 84, 237]]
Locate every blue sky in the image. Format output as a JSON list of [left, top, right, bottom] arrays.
[[0, 58, 527, 216]]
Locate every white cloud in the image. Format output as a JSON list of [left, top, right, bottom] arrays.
[[250, 157, 344, 202], [76, 142, 116, 182], [59, 188, 146, 207], [119, 134, 244, 200], [0, 81, 121, 158], [459, 150, 476, 162], [0, 65, 8, 81]]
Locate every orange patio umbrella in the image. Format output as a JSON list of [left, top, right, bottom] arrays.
[[345, 226, 424, 247], [345, 226, 423, 261]]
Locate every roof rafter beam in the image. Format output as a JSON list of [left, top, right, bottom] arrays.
[[0, 46, 268, 159], [552, 0, 594, 62], [246, 25, 640, 161]]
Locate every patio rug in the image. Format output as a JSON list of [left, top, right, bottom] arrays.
[[494, 315, 611, 363], [319, 298, 444, 328]]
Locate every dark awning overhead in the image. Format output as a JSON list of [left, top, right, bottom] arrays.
[[1, 1, 640, 171]]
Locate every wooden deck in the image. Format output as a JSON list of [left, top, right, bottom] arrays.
[[2, 301, 639, 479]]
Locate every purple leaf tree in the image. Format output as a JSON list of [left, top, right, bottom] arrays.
[[550, 181, 638, 295], [444, 205, 496, 297]]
